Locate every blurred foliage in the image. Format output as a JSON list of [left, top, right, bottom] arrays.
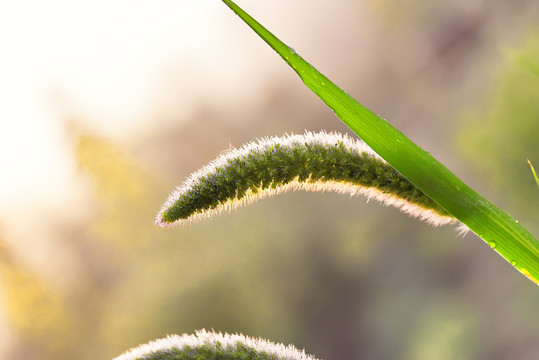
[[405, 298, 478, 360], [0, 247, 78, 359], [0, 237, 110, 359], [365, 0, 444, 25], [76, 135, 158, 252], [457, 30, 539, 225]]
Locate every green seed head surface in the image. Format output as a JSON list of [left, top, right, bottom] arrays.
[[156, 131, 456, 227]]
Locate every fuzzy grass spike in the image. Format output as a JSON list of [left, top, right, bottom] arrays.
[[114, 329, 321, 360], [156, 131, 457, 227]]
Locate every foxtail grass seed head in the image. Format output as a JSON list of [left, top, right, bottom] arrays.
[[114, 329, 321, 360], [156, 131, 458, 227]]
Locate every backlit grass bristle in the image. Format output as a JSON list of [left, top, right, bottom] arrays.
[[114, 329, 320, 360], [156, 131, 458, 227]]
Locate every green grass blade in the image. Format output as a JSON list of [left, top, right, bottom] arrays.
[[220, 0, 539, 284], [528, 160, 539, 189]]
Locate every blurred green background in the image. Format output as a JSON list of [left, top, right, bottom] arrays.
[[0, 1, 538, 359]]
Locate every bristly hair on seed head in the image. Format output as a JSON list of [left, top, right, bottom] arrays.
[[114, 329, 321, 360], [156, 131, 460, 228]]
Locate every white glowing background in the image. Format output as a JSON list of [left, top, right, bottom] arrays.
[[0, 0, 371, 292], [0, 0, 369, 222]]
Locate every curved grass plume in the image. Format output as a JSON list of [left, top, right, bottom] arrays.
[[114, 329, 320, 360], [218, 0, 539, 284], [157, 131, 457, 227]]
